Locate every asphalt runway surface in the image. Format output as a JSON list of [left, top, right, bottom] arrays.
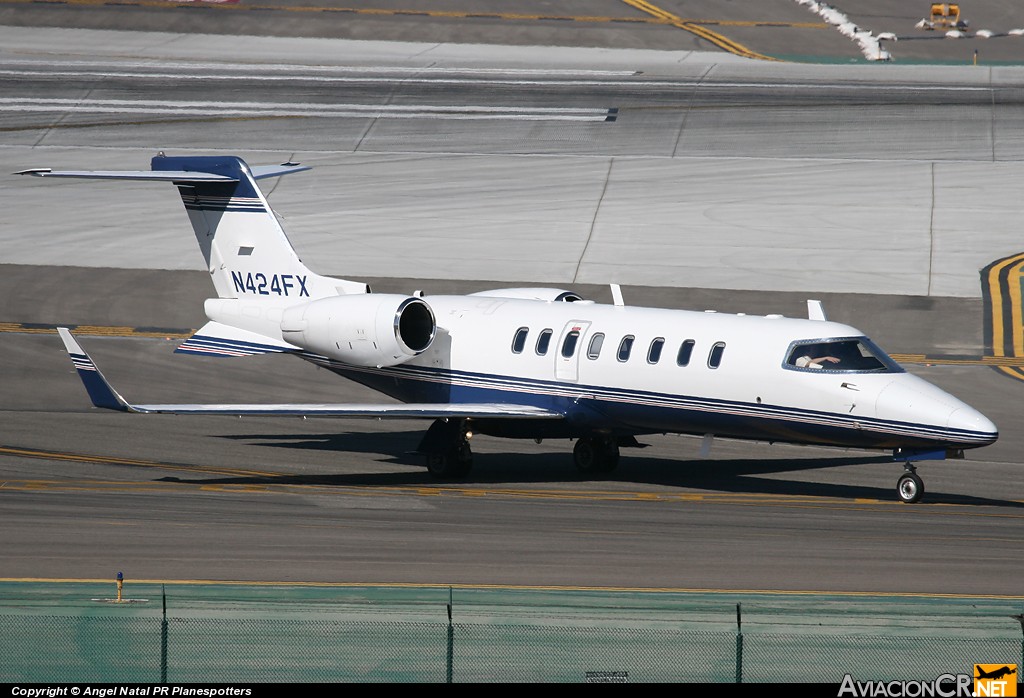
[[2, 0, 1024, 64], [1, 6, 1023, 597]]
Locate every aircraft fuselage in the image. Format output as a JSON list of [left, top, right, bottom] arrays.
[[315, 295, 997, 452]]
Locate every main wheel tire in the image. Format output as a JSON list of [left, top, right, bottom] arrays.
[[426, 453, 451, 477], [574, 437, 620, 475], [452, 440, 473, 477], [426, 440, 473, 478], [594, 440, 620, 473], [573, 438, 598, 473], [897, 471, 924, 504]]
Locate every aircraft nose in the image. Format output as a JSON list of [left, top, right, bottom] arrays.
[[875, 378, 960, 425], [875, 377, 997, 448], [947, 406, 998, 446]]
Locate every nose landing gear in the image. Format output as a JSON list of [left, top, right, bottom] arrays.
[[891, 448, 960, 504], [896, 464, 925, 504]]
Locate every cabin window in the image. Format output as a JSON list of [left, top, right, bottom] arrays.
[[536, 329, 553, 356], [784, 337, 903, 373], [511, 327, 529, 354], [561, 330, 580, 358], [708, 342, 726, 369], [677, 339, 695, 367], [647, 337, 665, 364], [587, 333, 605, 360], [617, 335, 635, 362]]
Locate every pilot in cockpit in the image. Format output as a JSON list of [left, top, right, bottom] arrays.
[[794, 344, 840, 369]]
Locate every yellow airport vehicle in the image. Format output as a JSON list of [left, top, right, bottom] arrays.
[[919, 3, 968, 31]]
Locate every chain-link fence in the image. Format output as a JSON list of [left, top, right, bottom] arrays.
[[2, 583, 1021, 683]]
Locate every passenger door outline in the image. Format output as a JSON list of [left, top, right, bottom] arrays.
[[555, 320, 591, 382]]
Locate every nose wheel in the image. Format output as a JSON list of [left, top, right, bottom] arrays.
[[897, 465, 925, 504]]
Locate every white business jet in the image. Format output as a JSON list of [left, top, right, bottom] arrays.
[[18, 154, 998, 503]]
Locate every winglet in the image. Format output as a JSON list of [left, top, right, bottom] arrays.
[[57, 328, 131, 412]]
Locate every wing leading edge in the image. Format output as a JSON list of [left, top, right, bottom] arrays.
[[57, 328, 564, 420]]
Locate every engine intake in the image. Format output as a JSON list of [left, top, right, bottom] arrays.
[[280, 294, 435, 367]]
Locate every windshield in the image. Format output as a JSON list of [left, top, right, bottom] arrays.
[[784, 337, 903, 373]]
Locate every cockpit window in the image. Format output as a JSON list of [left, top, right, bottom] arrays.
[[785, 337, 903, 373]]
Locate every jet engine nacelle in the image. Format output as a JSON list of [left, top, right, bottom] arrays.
[[280, 294, 435, 367]]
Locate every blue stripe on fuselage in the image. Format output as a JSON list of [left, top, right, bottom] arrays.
[[303, 356, 994, 449]]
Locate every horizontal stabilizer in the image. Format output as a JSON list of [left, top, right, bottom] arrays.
[[250, 163, 312, 179], [58, 328, 564, 420], [176, 322, 297, 357], [15, 168, 237, 183], [16, 160, 309, 183]]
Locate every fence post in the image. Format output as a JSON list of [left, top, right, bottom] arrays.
[[161, 586, 168, 684], [446, 587, 454, 684], [1012, 612, 1024, 674], [735, 603, 743, 683]]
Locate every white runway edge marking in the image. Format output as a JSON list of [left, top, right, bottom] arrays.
[[0, 59, 641, 78], [0, 98, 616, 122], [0, 68, 992, 91]]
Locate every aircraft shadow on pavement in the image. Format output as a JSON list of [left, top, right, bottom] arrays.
[[207, 431, 1021, 508]]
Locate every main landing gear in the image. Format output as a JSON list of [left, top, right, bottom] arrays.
[[572, 435, 620, 475], [896, 463, 925, 504], [419, 418, 473, 478], [417, 424, 631, 479]]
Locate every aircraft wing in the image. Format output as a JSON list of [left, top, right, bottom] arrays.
[[57, 328, 564, 420]]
